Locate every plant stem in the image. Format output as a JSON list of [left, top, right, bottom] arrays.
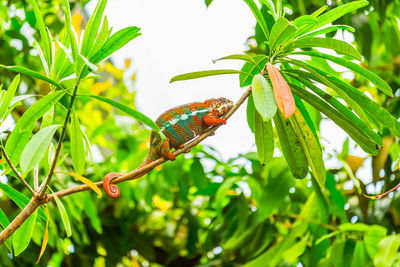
[[38, 73, 82, 198], [1, 147, 35, 196]]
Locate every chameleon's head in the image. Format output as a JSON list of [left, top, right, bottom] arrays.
[[205, 97, 234, 117]]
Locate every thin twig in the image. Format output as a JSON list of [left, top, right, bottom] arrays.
[[39, 72, 82, 198], [1, 147, 35, 196], [34, 165, 39, 192]]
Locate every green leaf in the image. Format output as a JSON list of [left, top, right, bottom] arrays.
[[88, 95, 161, 135], [89, 17, 109, 58], [0, 183, 47, 221], [351, 241, 369, 267], [0, 75, 20, 121], [70, 111, 85, 175], [293, 50, 392, 96], [290, 37, 361, 60], [274, 111, 308, 179], [269, 17, 296, 51], [80, 0, 107, 57], [290, 109, 326, 187], [5, 91, 64, 165], [61, 0, 80, 75], [170, 69, 250, 83], [0, 208, 12, 253], [254, 111, 274, 165], [53, 192, 72, 237], [374, 235, 400, 267], [247, 95, 255, 133], [29, 0, 51, 70], [240, 55, 269, 87], [20, 125, 60, 174], [33, 41, 50, 76], [302, 25, 355, 38], [212, 54, 258, 66], [90, 26, 141, 64], [243, 0, 270, 40], [281, 233, 309, 263], [0, 65, 62, 89], [259, 0, 277, 20], [13, 209, 38, 256], [251, 74, 277, 120], [292, 15, 317, 27]]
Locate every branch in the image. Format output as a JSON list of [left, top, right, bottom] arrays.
[[1, 147, 35, 196]]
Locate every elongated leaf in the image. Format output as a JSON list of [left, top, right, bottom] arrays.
[[52, 191, 72, 237], [35, 207, 49, 264], [0, 183, 47, 221], [59, 171, 102, 198], [0, 65, 62, 89], [170, 69, 250, 83], [90, 17, 109, 58], [90, 26, 141, 64], [259, 0, 277, 20], [240, 55, 269, 87], [302, 25, 355, 38], [5, 91, 64, 165], [243, 0, 270, 40], [20, 125, 60, 174], [251, 74, 277, 120], [293, 50, 392, 96], [13, 209, 38, 256], [10, 94, 37, 107], [374, 235, 400, 267], [88, 95, 161, 135], [269, 17, 296, 50], [212, 54, 258, 66], [274, 111, 308, 179], [33, 41, 50, 76], [290, 109, 326, 187], [267, 63, 295, 119], [247, 95, 255, 133], [29, 0, 51, 70], [254, 111, 274, 165], [290, 37, 361, 60], [70, 111, 85, 175], [292, 15, 317, 27], [61, 0, 80, 75], [0, 75, 20, 120], [81, 0, 107, 56], [288, 81, 379, 155], [0, 208, 12, 252]]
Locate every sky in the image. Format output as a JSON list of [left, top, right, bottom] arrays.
[[85, 0, 374, 184]]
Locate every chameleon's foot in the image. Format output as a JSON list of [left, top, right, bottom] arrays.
[[103, 172, 122, 198], [204, 113, 227, 126], [160, 138, 176, 161], [177, 144, 191, 153]]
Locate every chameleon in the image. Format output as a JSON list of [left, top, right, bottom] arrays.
[[103, 97, 234, 198]]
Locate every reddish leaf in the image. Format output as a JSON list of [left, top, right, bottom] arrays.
[[36, 207, 50, 264], [267, 62, 295, 119]]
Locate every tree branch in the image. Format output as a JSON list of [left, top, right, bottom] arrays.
[[1, 147, 35, 196]]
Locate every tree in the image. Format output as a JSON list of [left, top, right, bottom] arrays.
[[0, 0, 400, 266]]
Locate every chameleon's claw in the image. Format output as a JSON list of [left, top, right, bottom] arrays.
[[103, 172, 122, 198]]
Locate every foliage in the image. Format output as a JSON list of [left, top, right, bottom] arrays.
[[0, 0, 399, 266]]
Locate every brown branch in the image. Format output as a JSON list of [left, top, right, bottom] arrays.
[[1, 147, 35, 196], [0, 69, 262, 244]]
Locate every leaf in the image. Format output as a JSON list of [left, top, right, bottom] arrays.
[[5, 91, 64, 166], [240, 55, 269, 87], [0, 208, 12, 253], [267, 62, 295, 119], [243, 0, 270, 40], [259, 0, 277, 20], [274, 111, 308, 179], [70, 111, 85, 175], [88, 95, 161, 135], [281, 233, 309, 263], [33, 41, 50, 76], [61, 0, 80, 75], [269, 17, 296, 50], [212, 54, 258, 66], [0, 74, 20, 121], [254, 111, 274, 166], [59, 171, 102, 198], [90, 17, 109, 58], [351, 241, 369, 267], [52, 189, 72, 237], [170, 69, 250, 83], [251, 74, 277, 120], [302, 25, 355, 38], [292, 15, 318, 27], [80, 0, 107, 57], [374, 235, 400, 267], [290, 37, 361, 60], [247, 95, 255, 133], [20, 125, 60, 174], [290, 109, 326, 187], [0, 183, 47, 222], [90, 26, 141, 64], [35, 207, 49, 264], [0, 65, 62, 89], [293, 50, 393, 96], [29, 0, 51, 70], [13, 209, 38, 256]]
